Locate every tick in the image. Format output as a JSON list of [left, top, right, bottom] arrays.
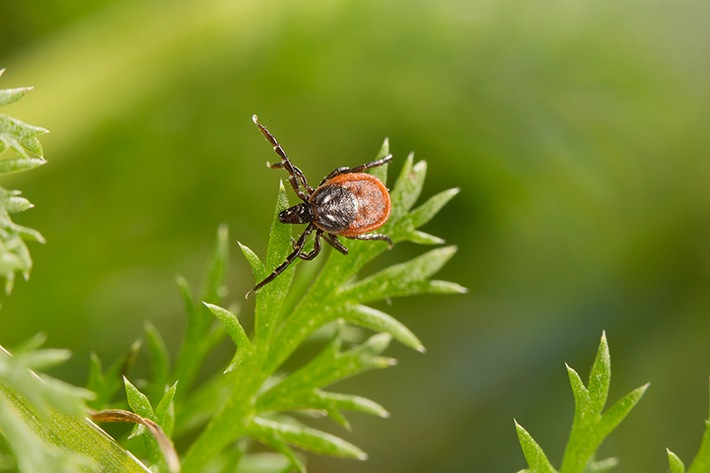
[[246, 115, 393, 298]]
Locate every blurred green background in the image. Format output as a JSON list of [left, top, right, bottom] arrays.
[[2, 0, 710, 471]]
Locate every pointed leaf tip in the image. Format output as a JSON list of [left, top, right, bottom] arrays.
[[406, 186, 461, 234], [0, 86, 34, 106], [251, 417, 368, 460], [341, 304, 424, 352], [588, 332, 612, 412], [667, 448, 686, 473], [514, 420, 556, 473], [413, 159, 426, 172], [238, 240, 265, 281], [203, 303, 251, 367], [376, 137, 390, 159]]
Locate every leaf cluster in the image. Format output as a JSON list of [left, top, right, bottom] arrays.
[[82, 139, 462, 472], [176, 139, 463, 472], [515, 333, 710, 473], [0, 70, 47, 295], [0, 114, 461, 471]]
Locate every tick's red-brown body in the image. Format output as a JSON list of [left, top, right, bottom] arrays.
[[247, 115, 393, 298], [310, 173, 391, 237]]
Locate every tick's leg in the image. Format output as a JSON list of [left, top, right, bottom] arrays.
[[298, 229, 323, 260], [346, 233, 393, 248], [246, 223, 315, 298], [319, 154, 393, 185], [253, 115, 314, 200], [269, 161, 312, 195], [323, 233, 349, 255]]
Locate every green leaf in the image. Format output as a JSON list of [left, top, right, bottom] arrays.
[[517, 334, 648, 473], [0, 345, 149, 472], [250, 417, 367, 460], [5, 192, 34, 214], [124, 377, 154, 439], [2, 220, 46, 243], [407, 187, 460, 228], [9, 332, 47, 353], [13, 348, 72, 371], [239, 240, 265, 280], [123, 377, 174, 470], [389, 153, 426, 220], [406, 230, 446, 245], [514, 420, 558, 473], [257, 387, 389, 429], [0, 115, 48, 159], [312, 391, 389, 429], [588, 332, 611, 415], [0, 77, 47, 296], [258, 333, 394, 414], [249, 428, 306, 473], [90, 409, 178, 473], [338, 246, 460, 303], [204, 302, 252, 372], [401, 187, 460, 243], [0, 157, 45, 175], [668, 449, 686, 473], [597, 383, 649, 439], [252, 181, 294, 343], [321, 392, 389, 418], [0, 86, 32, 107], [204, 302, 250, 351], [566, 363, 588, 403], [339, 303, 424, 352], [155, 382, 178, 437], [367, 138, 390, 182], [558, 334, 648, 473], [1, 345, 92, 418]]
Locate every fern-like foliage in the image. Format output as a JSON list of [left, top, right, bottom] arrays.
[[177, 139, 464, 472], [1, 134, 461, 472], [515, 332, 649, 473], [77, 139, 463, 472], [0, 69, 47, 295]]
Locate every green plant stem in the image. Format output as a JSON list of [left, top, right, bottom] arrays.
[[263, 245, 388, 375], [183, 246, 387, 469], [180, 354, 265, 472]]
